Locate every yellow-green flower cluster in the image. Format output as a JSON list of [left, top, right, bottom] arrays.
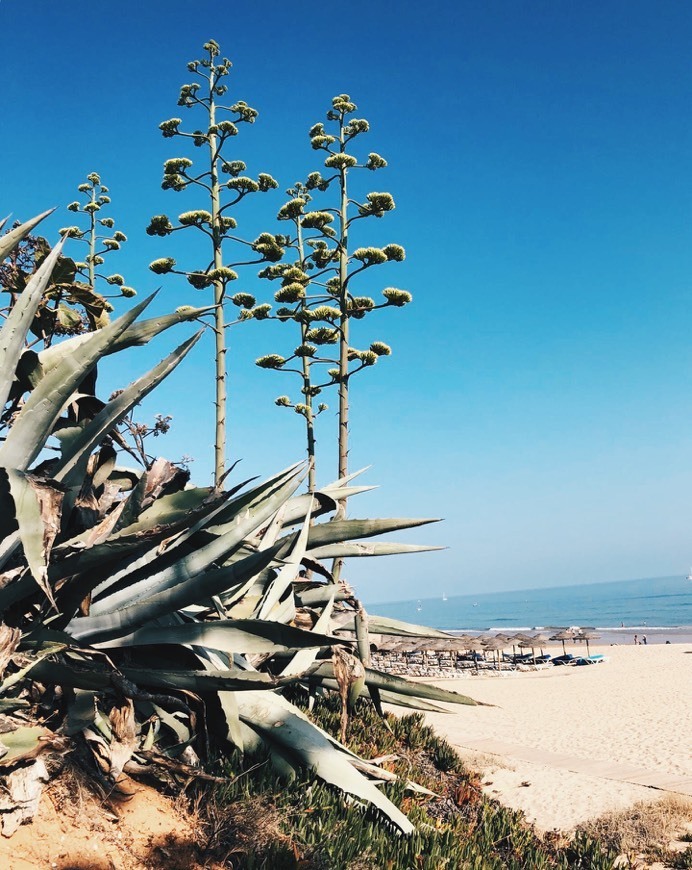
[[256, 354, 286, 369], [162, 173, 187, 192], [216, 120, 238, 136], [278, 198, 306, 221], [383, 243, 405, 262], [149, 257, 176, 274], [251, 304, 271, 320], [306, 326, 339, 345], [226, 176, 260, 193], [58, 226, 84, 239], [231, 101, 258, 123], [356, 350, 378, 366], [231, 292, 256, 309], [370, 341, 391, 356], [275, 283, 306, 303], [159, 118, 182, 138], [208, 266, 238, 282], [221, 160, 246, 176], [146, 215, 174, 237], [324, 153, 357, 170], [345, 119, 369, 136], [359, 192, 395, 217], [301, 211, 335, 231], [331, 94, 357, 114], [179, 210, 212, 226], [252, 233, 284, 262], [258, 173, 279, 192], [382, 287, 412, 307], [294, 343, 317, 357], [352, 246, 388, 265], [311, 305, 341, 322], [187, 272, 213, 289], [164, 157, 193, 174]]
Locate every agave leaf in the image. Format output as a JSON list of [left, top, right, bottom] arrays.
[[28, 305, 215, 386], [0, 725, 52, 765], [256, 499, 312, 621], [64, 689, 98, 736], [236, 691, 414, 834], [280, 485, 376, 528], [282, 589, 336, 677], [314, 662, 478, 706], [295, 586, 351, 607], [99, 619, 342, 655], [0, 293, 156, 471], [53, 332, 202, 487], [31, 659, 287, 693], [307, 542, 445, 559], [110, 486, 216, 539], [279, 518, 440, 558], [85, 464, 305, 619], [0, 234, 67, 411], [0, 642, 67, 694], [4, 470, 63, 608], [361, 668, 479, 707], [365, 688, 451, 713], [67, 545, 281, 643], [0, 698, 30, 713], [320, 466, 372, 491], [0, 210, 54, 263], [337, 615, 454, 639], [85, 465, 301, 608]]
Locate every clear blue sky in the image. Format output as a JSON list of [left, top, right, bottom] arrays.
[[2, 0, 691, 602]]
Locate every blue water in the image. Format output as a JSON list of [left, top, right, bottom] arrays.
[[369, 575, 692, 632]]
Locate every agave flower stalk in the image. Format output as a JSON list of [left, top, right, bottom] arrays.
[[149, 39, 281, 485], [61, 172, 135, 298]]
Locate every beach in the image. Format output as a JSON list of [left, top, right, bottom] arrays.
[[417, 643, 692, 832]]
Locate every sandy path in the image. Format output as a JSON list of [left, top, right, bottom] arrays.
[[419, 644, 692, 831]]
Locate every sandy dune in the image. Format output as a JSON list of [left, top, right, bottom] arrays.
[[421, 643, 692, 831]]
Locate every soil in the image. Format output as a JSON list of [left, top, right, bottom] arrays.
[[0, 772, 222, 870]]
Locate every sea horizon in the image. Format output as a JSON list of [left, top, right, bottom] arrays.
[[368, 574, 692, 637]]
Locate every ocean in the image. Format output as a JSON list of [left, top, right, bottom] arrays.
[[369, 575, 692, 639]]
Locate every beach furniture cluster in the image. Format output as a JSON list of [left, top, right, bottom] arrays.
[[370, 629, 607, 678]]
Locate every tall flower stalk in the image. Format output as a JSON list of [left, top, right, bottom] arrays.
[[148, 39, 280, 485], [255, 95, 411, 514]]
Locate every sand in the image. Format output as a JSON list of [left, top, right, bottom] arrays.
[[420, 643, 692, 832]]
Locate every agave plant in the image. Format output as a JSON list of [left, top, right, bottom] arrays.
[[0, 213, 477, 836]]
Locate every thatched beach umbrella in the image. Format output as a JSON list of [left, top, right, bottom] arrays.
[[461, 636, 485, 671], [550, 629, 575, 655], [575, 630, 600, 656], [530, 632, 551, 656], [482, 635, 510, 671]]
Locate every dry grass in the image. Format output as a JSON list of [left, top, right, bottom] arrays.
[[191, 790, 292, 865], [577, 795, 692, 856]]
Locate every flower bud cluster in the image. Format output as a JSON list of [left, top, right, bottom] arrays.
[[256, 354, 286, 369]]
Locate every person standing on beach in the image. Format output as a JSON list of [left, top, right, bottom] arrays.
[[634, 634, 638, 644], [642, 635, 647, 644]]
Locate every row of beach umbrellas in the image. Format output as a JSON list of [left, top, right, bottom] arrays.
[[376, 628, 601, 665]]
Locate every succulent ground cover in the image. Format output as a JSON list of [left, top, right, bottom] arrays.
[[196, 696, 619, 869]]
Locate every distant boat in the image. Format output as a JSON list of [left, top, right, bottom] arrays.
[[472, 602, 479, 607], [416, 600, 422, 612], [687, 567, 692, 581], [442, 592, 448, 602]]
